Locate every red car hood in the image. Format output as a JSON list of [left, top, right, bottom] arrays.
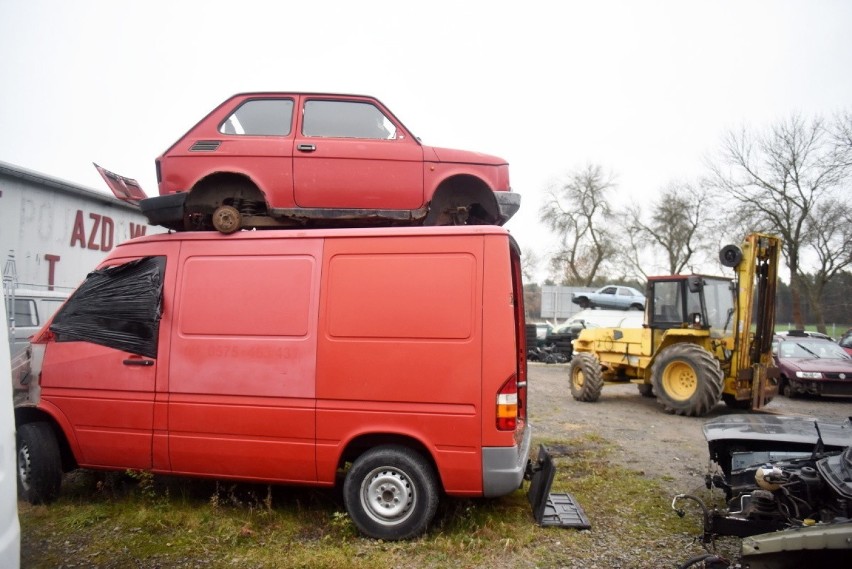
[[782, 357, 852, 374], [425, 145, 508, 166]]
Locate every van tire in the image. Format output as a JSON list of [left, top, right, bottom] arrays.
[[17, 422, 62, 504], [343, 445, 439, 540]]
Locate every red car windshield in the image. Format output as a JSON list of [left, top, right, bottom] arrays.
[[779, 340, 849, 360]]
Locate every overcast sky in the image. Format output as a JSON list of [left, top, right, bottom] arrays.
[[2, 0, 850, 280]]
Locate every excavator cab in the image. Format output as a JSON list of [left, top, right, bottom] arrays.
[[646, 276, 735, 340]]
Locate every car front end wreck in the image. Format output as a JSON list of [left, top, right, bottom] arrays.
[[672, 414, 852, 568], [782, 359, 852, 397], [774, 336, 852, 398]]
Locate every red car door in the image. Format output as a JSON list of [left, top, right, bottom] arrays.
[[293, 97, 424, 210]]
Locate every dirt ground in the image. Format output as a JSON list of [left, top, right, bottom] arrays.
[[526, 362, 852, 494]]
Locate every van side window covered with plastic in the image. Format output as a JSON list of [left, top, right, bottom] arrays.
[[49, 257, 166, 358]]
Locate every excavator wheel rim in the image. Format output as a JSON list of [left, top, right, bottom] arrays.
[[571, 367, 585, 391], [661, 361, 698, 401]]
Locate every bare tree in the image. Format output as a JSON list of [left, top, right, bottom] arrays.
[[833, 110, 852, 162], [625, 181, 713, 275], [707, 114, 850, 328], [618, 202, 650, 282], [799, 198, 852, 332], [521, 247, 540, 283], [539, 164, 616, 286]]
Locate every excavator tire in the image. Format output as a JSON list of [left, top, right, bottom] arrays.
[[651, 343, 723, 417], [568, 352, 604, 402]]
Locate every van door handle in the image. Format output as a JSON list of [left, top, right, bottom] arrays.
[[297, 144, 316, 152], [123, 358, 154, 367]]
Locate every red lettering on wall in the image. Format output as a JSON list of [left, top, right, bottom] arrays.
[[69, 210, 116, 251], [70, 211, 86, 248], [87, 214, 102, 250], [45, 254, 60, 291], [129, 223, 147, 239], [100, 216, 114, 251]]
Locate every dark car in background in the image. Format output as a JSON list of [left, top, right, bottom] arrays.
[[839, 329, 852, 356], [773, 332, 852, 398]]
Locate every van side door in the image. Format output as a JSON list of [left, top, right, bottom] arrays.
[[166, 237, 320, 482]]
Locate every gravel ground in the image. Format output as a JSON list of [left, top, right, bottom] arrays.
[[527, 362, 852, 495]]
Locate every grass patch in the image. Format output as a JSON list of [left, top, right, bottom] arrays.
[[20, 435, 714, 568]]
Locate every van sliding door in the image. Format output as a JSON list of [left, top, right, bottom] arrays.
[[167, 239, 322, 482]]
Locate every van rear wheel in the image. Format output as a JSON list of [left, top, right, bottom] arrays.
[[17, 422, 62, 504], [343, 445, 439, 540]]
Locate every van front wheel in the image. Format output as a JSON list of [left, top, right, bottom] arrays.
[[343, 445, 439, 540], [17, 422, 62, 504]]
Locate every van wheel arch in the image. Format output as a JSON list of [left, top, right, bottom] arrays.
[[16, 408, 77, 473], [424, 175, 499, 226], [339, 434, 438, 474]]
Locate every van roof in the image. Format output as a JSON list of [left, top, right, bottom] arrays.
[[116, 225, 513, 247]]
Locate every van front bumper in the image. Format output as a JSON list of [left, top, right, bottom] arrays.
[[481, 423, 533, 497]]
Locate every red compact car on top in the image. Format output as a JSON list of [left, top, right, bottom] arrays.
[[130, 93, 520, 233]]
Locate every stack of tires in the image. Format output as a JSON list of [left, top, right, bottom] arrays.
[[525, 324, 540, 348], [545, 329, 576, 362]]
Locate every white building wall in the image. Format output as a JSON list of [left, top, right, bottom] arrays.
[[0, 161, 166, 292]]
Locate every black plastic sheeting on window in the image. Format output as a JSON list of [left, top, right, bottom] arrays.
[[50, 256, 165, 358]]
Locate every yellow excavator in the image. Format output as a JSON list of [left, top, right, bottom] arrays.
[[568, 233, 781, 416]]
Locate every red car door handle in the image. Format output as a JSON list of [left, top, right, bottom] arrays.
[[297, 144, 316, 152], [123, 358, 154, 367]]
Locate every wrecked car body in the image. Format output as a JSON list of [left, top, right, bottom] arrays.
[[672, 414, 852, 568]]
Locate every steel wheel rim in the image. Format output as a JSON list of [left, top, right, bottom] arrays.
[[360, 466, 416, 526], [662, 361, 697, 401], [18, 444, 32, 491]]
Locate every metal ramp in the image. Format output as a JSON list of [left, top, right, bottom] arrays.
[[527, 444, 591, 529]]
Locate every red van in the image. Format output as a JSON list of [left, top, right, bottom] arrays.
[[14, 225, 529, 540]]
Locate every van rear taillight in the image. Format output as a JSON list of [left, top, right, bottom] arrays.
[[496, 375, 518, 431]]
